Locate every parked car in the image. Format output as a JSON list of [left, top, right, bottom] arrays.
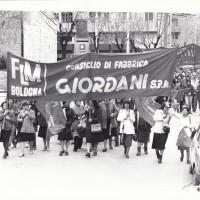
[[189, 125, 200, 186]]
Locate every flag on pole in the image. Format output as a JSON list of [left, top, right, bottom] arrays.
[[35, 100, 66, 137], [135, 97, 161, 126]]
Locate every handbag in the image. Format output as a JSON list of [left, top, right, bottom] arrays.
[[163, 126, 170, 134], [91, 123, 102, 133]]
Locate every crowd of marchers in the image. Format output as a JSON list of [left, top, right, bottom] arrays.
[[0, 93, 197, 165]]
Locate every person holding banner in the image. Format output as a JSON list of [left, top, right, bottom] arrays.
[[99, 99, 118, 152], [152, 101, 172, 164], [58, 101, 74, 156], [0, 101, 16, 159], [17, 100, 36, 157], [37, 112, 49, 151], [85, 100, 104, 158], [117, 100, 136, 158]]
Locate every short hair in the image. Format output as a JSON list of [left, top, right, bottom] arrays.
[[22, 100, 29, 107], [182, 106, 190, 114]]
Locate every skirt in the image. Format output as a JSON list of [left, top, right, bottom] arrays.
[[102, 128, 110, 140], [58, 128, 73, 141], [176, 131, 191, 149], [0, 130, 12, 143], [152, 132, 169, 150], [38, 126, 47, 139], [85, 128, 92, 143], [78, 129, 86, 138], [18, 132, 35, 142], [123, 134, 133, 147], [92, 131, 104, 143]]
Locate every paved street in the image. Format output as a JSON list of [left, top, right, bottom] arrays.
[[0, 111, 200, 200]]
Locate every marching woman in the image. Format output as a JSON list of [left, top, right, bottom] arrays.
[[17, 100, 36, 157], [152, 101, 172, 164], [117, 99, 136, 158], [72, 101, 86, 152], [135, 110, 152, 155], [173, 106, 196, 164], [85, 100, 104, 158], [0, 101, 16, 159], [115, 98, 124, 146], [37, 112, 50, 151], [58, 101, 75, 156]]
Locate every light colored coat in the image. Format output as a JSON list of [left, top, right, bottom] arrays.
[[99, 101, 118, 129], [17, 109, 35, 133], [117, 109, 135, 135]]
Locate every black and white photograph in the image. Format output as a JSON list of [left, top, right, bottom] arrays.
[[0, 0, 200, 200]]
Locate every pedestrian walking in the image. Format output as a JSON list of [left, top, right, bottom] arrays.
[[85, 100, 104, 158], [152, 101, 172, 164], [173, 106, 196, 164], [17, 100, 36, 157], [135, 110, 152, 156], [0, 101, 16, 159], [58, 101, 74, 156], [99, 99, 118, 152], [117, 99, 136, 158]]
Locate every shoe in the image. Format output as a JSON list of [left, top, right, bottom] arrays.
[[136, 147, 141, 156], [109, 146, 113, 150], [3, 152, 7, 159], [73, 149, 78, 152], [180, 157, 183, 162], [102, 148, 107, 152], [93, 152, 97, 156], [19, 154, 24, 157], [65, 151, 69, 156], [114, 144, 119, 147], [46, 148, 50, 151], [187, 160, 190, 164], [42, 147, 47, 151], [144, 147, 148, 154], [126, 154, 129, 158], [85, 153, 90, 158], [59, 150, 65, 156], [158, 155, 162, 164]]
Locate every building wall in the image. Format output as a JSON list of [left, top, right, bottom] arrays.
[[23, 12, 57, 62], [0, 11, 21, 58]]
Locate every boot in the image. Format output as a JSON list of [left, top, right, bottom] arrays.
[[158, 155, 163, 164], [136, 147, 141, 156], [144, 146, 148, 154], [156, 150, 160, 159]]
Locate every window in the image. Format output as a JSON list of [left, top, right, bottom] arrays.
[[172, 19, 178, 26], [122, 12, 127, 20], [66, 12, 73, 23], [172, 32, 179, 40], [104, 12, 109, 21], [89, 12, 95, 22], [145, 12, 153, 21], [79, 44, 86, 51], [53, 13, 59, 20]]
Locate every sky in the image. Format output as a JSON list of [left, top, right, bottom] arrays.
[[0, 0, 200, 13]]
